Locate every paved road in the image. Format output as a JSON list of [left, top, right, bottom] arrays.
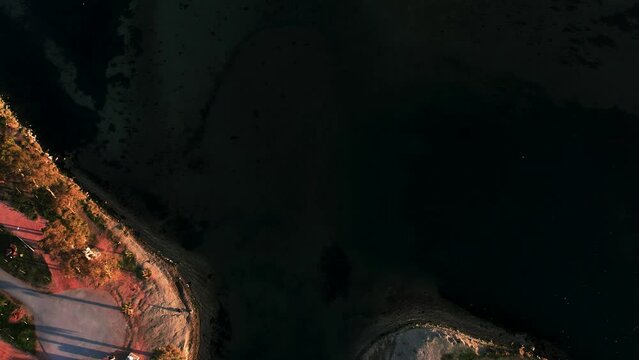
[[0, 268, 128, 360]]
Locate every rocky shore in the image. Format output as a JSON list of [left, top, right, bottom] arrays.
[[350, 282, 570, 360]]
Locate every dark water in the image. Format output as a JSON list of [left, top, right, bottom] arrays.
[[1, 1, 639, 360], [0, 11, 97, 154], [24, 0, 131, 109], [346, 83, 639, 359], [0, 0, 129, 154]]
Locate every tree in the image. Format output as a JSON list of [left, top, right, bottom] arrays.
[[1, 98, 120, 284], [42, 217, 88, 256], [42, 219, 70, 257], [85, 256, 118, 286], [33, 186, 57, 220]]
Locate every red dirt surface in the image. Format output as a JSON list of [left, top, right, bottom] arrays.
[[127, 339, 151, 360], [0, 202, 185, 359], [0, 202, 46, 241], [42, 251, 88, 293], [0, 339, 36, 360], [8, 305, 27, 324]]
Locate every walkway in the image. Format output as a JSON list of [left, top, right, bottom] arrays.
[[0, 267, 128, 359]]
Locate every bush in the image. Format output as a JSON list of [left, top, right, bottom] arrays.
[[152, 345, 185, 360], [121, 301, 134, 317], [136, 266, 152, 280], [33, 186, 57, 221], [82, 200, 106, 230], [84, 256, 118, 286], [42, 216, 89, 258], [119, 249, 137, 272], [0, 292, 36, 354]]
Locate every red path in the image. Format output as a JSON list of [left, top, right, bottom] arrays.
[[0, 340, 37, 360], [0, 202, 46, 241]]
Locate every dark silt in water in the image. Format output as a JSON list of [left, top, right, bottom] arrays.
[[0, 0, 130, 154], [0, 11, 98, 154]]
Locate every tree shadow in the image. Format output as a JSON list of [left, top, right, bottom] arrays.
[[39, 336, 108, 359], [0, 223, 44, 235], [37, 325, 152, 357], [0, 280, 121, 310], [150, 304, 185, 312]]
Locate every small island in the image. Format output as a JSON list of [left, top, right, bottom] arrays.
[[0, 97, 199, 359]]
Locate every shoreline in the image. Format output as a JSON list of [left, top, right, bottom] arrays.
[[350, 283, 571, 360], [59, 159, 209, 360], [2, 91, 208, 359]]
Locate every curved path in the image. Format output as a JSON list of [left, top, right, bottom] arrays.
[[0, 268, 127, 360]]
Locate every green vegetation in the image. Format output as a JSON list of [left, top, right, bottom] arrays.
[[0, 98, 116, 285], [40, 213, 91, 275], [82, 200, 106, 230], [152, 345, 185, 360], [0, 230, 51, 288], [0, 112, 58, 221], [119, 249, 137, 272], [138, 266, 152, 279], [119, 248, 150, 280], [121, 301, 134, 317], [0, 292, 36, 354]]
